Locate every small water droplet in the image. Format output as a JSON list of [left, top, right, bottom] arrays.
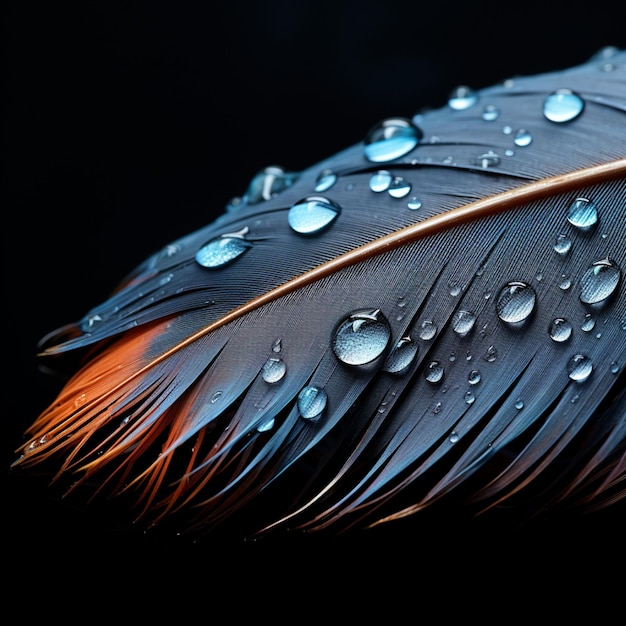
[[553, 234, 572, 255], [364, 118, 422, 162], [473, 150, 500, 168], [482, 104, 500, 121], [332, 309, 391, 366], [433, 402, 443, 414], [448, 86, 478, 110], [452, 309, 476, 336], [513, 129, 533, 146], [581, 314, 595, 332], [383, 336, 418, 374], [388, 176, 412, 198], [210, 391, 223, 404], [549, 318, 573, 342], [369, 170, 393, 192], [419, 319, 437, 340], [496, 281, 536, 324], [449, 431, 460, 443], [271, 338, 282, 353], [464, 390, 475, 405], [567, 354, 593, 382], [245, 165, 299, 204], [257, 417, 275, 433], [567, 197, 598, 229], [514, 399, 524, 410], [543, 89, 585, 123], [484, 345, 498, 362], [261, 357, 287, 384], [424, 360, 444, 384], [298, 385, 328, 420], [610, 361, 620, 374], [502, 125, 513, 135], [407, 196, 422, 210], [314, 169, 337, 192], [468, 369, 482, 385], [579, 258, 621, 304], [288, 196, 341, 235], [196, 228, 252, 268], [558, 275, 572, 290]]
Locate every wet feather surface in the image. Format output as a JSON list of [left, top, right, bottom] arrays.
[[12, 47, 626, 540]]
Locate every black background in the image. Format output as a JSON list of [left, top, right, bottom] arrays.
[[3, 0, 625, 616]]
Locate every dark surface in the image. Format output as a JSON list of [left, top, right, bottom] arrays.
[[3, 0, 624, 615]]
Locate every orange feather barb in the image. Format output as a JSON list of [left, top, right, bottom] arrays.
[[12, 47, 626, 541]]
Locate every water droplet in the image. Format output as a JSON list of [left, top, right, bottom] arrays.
[[496, 281, 536, 324], [502, 125, 513, 135], [364, 118, 422, 162], [567, 354, 593, 382], [298, 385, 328, 420], [407, 197, 422, 210], [553, 234, 572, 255], [245, 166, 299, 204], [383, 336, 418, 374], [610, 361, 620, 374], [388, 177, 412, 198], [288, 196, 341, 235], [195, 228, 252, 268], [314, 169, 337, 192], [448, 86, 478, 110], [484, 345, 498, 362], [261, 357, 287, 384], [558, 275, 572, 290], [369, 170, 392, 192], [581, 314, 595, 332], [210, 391, 223, 404], [449, 431, 460, 443], [257, 417, 275, 433], [452, 309, 477, 336], [549, 318, 573, 342], [567, 197, 598, 229], [272, 338, 282, 353], [468, 369, 481, 385], [433, 402, 443, 414], [543, 89, 585, 123], [579, 258, 621, 304], [514, 399, 524, 410], [473, 150, 500, 169], [464, 390, 475, 405], [419, 319, 437, 340], [332, 309, 391, 366], [482, 104, 500, 121], [513, 129, 533, 146], [424, 360, 444, 384]]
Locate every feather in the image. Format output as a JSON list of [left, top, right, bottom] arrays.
[[12, 46, 626, 541]]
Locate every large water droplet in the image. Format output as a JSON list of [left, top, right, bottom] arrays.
[[245, 166, 299, 204], [383, 336, 418, 374], [332, 309, 391, 366], [549, 318, 573, 342], [369, 170, 393, 192], [543, 89, 585, 123], [261, 357, 287, 384], [567, 197, 598, 229], [567, 354, 593, 382], [297, 385, 328, 420], [288, 196, 341, 235], [496, 281, 536, 324], [579, 258, 621, 304], [452, 310, 477, 336], [448, 86, 478, 110], [364, 118, 422, 162], [195, 228, 252, 268]]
